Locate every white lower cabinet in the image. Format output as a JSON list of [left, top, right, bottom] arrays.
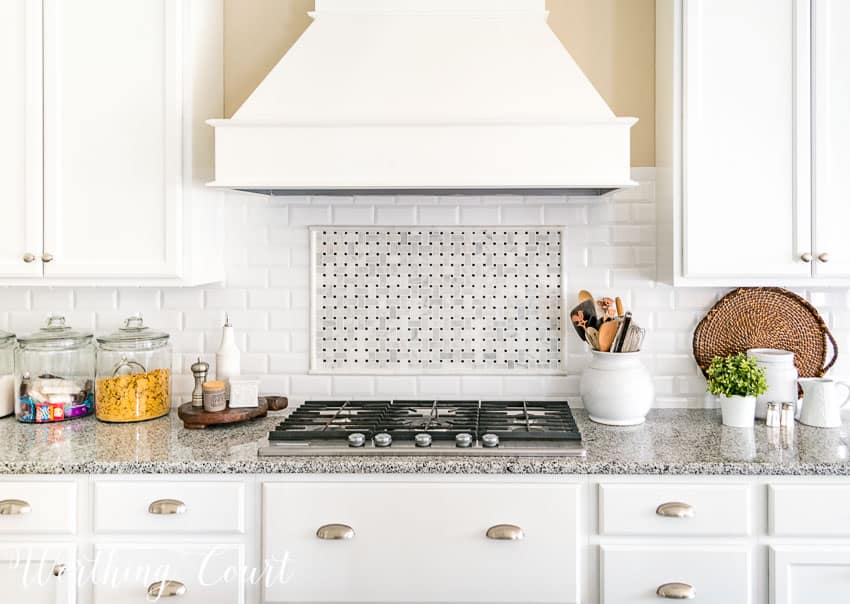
[[771, 547, 850, 604], [600, 545, 752, 603], [0, 543, 76, 604], [92, 544, 244, 604], [262, 482, 580, 603]]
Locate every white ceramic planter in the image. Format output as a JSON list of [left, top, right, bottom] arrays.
[[579, 351, 653, 426], [718, 394, 756, 428]]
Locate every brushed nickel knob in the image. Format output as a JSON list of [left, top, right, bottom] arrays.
[[0, 499, 32, 515], [655, 501, 695, 519], [800, 252, 812, 262], [41, 253, 53, 263], [148, 499, 187, 515], [52, 563, 66, 577], [147, 580, 186, 598], [22, 253, 36, 263], [486, 524, 524, 540], [316, 523, 355, 540], [818, 252, 830, 263], [656, 582, 695, 599]]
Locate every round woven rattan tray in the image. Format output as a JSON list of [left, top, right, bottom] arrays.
[[693, 287, 837, 378]]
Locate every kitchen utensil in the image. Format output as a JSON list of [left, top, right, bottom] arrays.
[[613, 312, 632, 353], [578, 290, 594, 303], [615, 297, 624, 318], [570, 299, 599, 341], [598, 297, 618, 321], [693, 287, 837, 380], [585, 327, 600, 351], [178, 397, 273, 430], [798, 378, 850, 428], [598, 320, 619, 353], [747, 349, 798, 419], [190, 358, 209, 408]]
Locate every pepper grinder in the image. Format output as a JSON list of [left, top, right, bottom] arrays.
[[190, 358, 209, 408]]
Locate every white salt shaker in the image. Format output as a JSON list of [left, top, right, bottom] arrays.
[[216, 314, 241, 398], [747, 349, 798, 420]]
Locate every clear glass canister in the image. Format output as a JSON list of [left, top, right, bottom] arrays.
[[0, 330, 16, 418], [16, 316, 95, 423], [95, 315, 171, 423]]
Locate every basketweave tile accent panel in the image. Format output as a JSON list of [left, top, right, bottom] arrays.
[[310, 227, 565, 374]]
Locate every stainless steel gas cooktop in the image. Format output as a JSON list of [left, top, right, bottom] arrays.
[[258, 399, 586, 457]]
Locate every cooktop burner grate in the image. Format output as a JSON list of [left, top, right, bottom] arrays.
[[268, 400, 390, 441], [382, 400, 480, 440], [478, 400, 581, 441]]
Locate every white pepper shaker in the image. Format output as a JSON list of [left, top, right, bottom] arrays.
[[215, 314, 241, 398]]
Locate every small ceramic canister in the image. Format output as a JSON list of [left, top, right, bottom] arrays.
[[747, 349, 798, 419], [202, 380, 226, 412]]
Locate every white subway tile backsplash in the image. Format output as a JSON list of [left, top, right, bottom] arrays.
[[8, 170, 846, 408]]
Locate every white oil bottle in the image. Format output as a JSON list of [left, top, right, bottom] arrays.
[[216, 314, 241, 398]]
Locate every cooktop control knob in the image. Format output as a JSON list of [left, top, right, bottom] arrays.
[[455, 433, 473, 448], [373, 433, 392, 448], [347, 433, 366, 448], [414, 433, 433, 448], [481, 433, 500, 448]]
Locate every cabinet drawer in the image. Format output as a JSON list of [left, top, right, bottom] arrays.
[[598, 483, 751, 536], [0, 482, 76, 535], [770, 484, 850, 536], [601, 545, 752, 604], [93, 543, 244, 604], [93, 481, 244, 534], [263, 482, 579, 603], [771, 546, 850, 604]]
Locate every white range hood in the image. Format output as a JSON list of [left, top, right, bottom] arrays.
[[208, 0, 637, 195]]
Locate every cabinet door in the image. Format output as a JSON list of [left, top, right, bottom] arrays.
[[0, 0, 43, 277], [0, 543, 75, 604], [43, 0, 181, 278], [812, 0, 850, 276], [772, 547, 850, 604], [683, 0, 812, 279]]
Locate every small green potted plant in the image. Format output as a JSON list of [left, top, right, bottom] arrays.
[[707, 353, 767, 427]]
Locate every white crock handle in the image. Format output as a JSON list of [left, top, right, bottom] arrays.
[[836, 382, 850, 409]]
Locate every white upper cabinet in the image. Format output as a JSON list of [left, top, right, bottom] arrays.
[[658, 0, 848, 285], [0, 1, 43, 278], [811, 0, 850, 277], [0, 0, 223, 285]]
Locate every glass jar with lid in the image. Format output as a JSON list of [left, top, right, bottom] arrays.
[[16, 316, 95, 423], [95, 315, 171, 423], [0, 330, 16, 418]]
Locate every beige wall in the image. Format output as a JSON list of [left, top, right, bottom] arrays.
[[223, 0, 655, 166]]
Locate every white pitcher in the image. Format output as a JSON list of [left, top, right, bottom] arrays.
[[798, 378, 850, 428]]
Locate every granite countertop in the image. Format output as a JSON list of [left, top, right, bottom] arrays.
[[0, 408, 849, 475]]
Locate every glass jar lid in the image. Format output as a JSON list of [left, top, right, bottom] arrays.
[[0, 329, 15, 348], [18, 316, 93, 350], [96, 315, 170, 351]]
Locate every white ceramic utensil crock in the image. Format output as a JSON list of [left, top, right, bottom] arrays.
[[580, 351, 653, 425], [798, 378, 850, 428]]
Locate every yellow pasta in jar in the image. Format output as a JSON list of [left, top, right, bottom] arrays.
[[96, 368, 171, 422]]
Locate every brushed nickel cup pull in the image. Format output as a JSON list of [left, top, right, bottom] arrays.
[[41, 253, 53, 263], [316, 523, 355, 540], [148, 499, 187, 515], [656, 582, 695, 599], [655, 502, 694, 519], [486, 524, 525, 540], [147, 580, 187, 598], [52, 563, 66, 577], [0, 499, 32, 515], [800, 252, 813, 262], [22, 253, 36, 263], [818, 252, 830, 263]]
